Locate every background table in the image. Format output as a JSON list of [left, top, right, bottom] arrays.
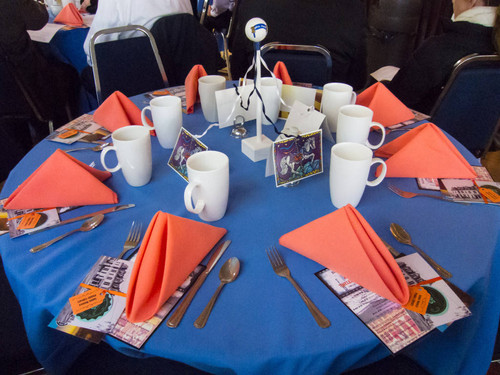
[[1, 91, 499, 375]]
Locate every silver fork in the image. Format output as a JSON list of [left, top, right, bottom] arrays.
[[117, 221, 142, 259], [387, 184, 469, 205], [266, 247, 331, 328]]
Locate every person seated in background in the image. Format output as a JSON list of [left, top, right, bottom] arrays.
[[204, 0, 235, 31], [386, 0, 500, 115], [83, 0, 194, 65], [80, 0, 98, 14], [0, 0, 80, 132], [229, 0, 367, 91]]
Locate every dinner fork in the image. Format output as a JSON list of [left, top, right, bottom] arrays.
[[117, 221, 142, 259], [387, 184, 469, 205], [266, 247, 331, 328]]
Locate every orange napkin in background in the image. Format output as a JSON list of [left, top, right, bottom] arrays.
[[374, 122, 477, 179], [356, 82, 414, 127], [185, 64, 207, 114], [53, 3, 84, 27], [93, 91, 151, 132], [126, 211, 227, 322], [279, 205, 410, 305], [273, 61, 292, 86], [4, 149, 117, 210]]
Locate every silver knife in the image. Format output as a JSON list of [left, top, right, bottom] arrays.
[[28, 204, 135, 235], [166, 239, 231, 328]]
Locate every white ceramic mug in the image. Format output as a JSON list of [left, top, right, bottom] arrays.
[[198, 75, 226, 123], [184, 151, 229, 222], [260, 77, 283, 125], [141, 96, 182, 149], [100, 126, 152, 187], [329, 142, 387, 208], [321, 83, 357, 133], [336, 105, 386, 149]]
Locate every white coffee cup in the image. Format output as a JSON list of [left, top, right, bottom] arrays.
[[198, 75, 226, 123], [336, 105, 386, 149], [329, 142, 387, 208], [184, 151, 229, 222], [321, 83, 357, 133], [260, 77, 283, 125], [100, 126, 152, 187], [141, 96, 182, 149]]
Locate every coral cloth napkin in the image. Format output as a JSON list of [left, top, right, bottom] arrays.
[[53, 3, 84, 27], [273, 61, 293, 86], [126, 211, 227, 322], [93, 91, 151, 132], [356, 82, 414, 127], [279, 205, 410, 305], [185, 64, 207, 114], [4, 149, 117, 210], [374, 122, 477, 179]]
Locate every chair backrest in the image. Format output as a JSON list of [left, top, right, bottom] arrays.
[[261, 43, 333, 87], [90, 25, 168, 105], [430, 54, 500, 158], [150, 14, 224, 86]]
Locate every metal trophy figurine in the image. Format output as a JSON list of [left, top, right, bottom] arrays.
[[241, 18, 274, 162]]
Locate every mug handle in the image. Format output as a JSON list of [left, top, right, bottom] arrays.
[[367, 158, 387, 187], [184, 182, 205, 214], [100, 146, 121, 173], [141, 106, 155, 130], [366, 122, 386, 149], [350, 92, 357, 104]]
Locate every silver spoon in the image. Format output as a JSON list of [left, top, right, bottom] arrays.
[[64, 143, 110, 153], [194, 257, 240, 328], [30, 214, 104, 253], [390, 223, 452, 279]]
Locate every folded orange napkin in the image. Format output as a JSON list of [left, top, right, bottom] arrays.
[[374, 122, 477, 179], [356, 82, 414, 127], [185, 64, 207, 114], [4, 149, 117, 210], [273, 61, 292, 86], [126, 211, 227, 322], [54, 3, 84, 27], [279, 205, 410, 305], [93, 91, 151, 132]]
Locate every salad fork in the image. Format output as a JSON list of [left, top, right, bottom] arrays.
[[117, 221, 142, 259], [266, 246, 330, 328]]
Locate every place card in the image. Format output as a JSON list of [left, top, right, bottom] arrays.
[[168, 127, 208, 181], [215, 84, 257, 128], [272, 130, 323, 187]]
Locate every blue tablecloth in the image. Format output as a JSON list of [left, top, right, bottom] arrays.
[[1, 92, 499, 375]]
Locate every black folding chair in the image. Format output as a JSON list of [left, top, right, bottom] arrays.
[[430, 54, 500, 158], [261, 42, 333, 86], [89, 25, 169, 105]]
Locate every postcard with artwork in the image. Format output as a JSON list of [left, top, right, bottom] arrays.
[[48, 114, 110, 144], [168, 128, 208, 181], [52, 256, 133, 334], [273, 130, 323, 187]]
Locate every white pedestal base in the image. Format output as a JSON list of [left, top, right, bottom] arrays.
[[241, 135, 273, 162]]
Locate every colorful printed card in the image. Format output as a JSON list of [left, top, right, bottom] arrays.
[[168, 128, 208, 181], [273, 130, 323, 187], [48, 114, 110, 144]]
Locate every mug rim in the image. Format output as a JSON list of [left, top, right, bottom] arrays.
[[198, 75, 226, 85], [112, 125, 150, 142], [187, 150, 229, 172], [331, 142, 372, 161], [339, 104, 373, 118], [150, 95, 181, 107], [323, 82, 353, 92]]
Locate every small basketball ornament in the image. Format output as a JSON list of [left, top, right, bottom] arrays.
[[245, 18, 268, 43]]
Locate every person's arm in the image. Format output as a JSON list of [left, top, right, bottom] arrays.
[[20, 0, 48, 30]]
